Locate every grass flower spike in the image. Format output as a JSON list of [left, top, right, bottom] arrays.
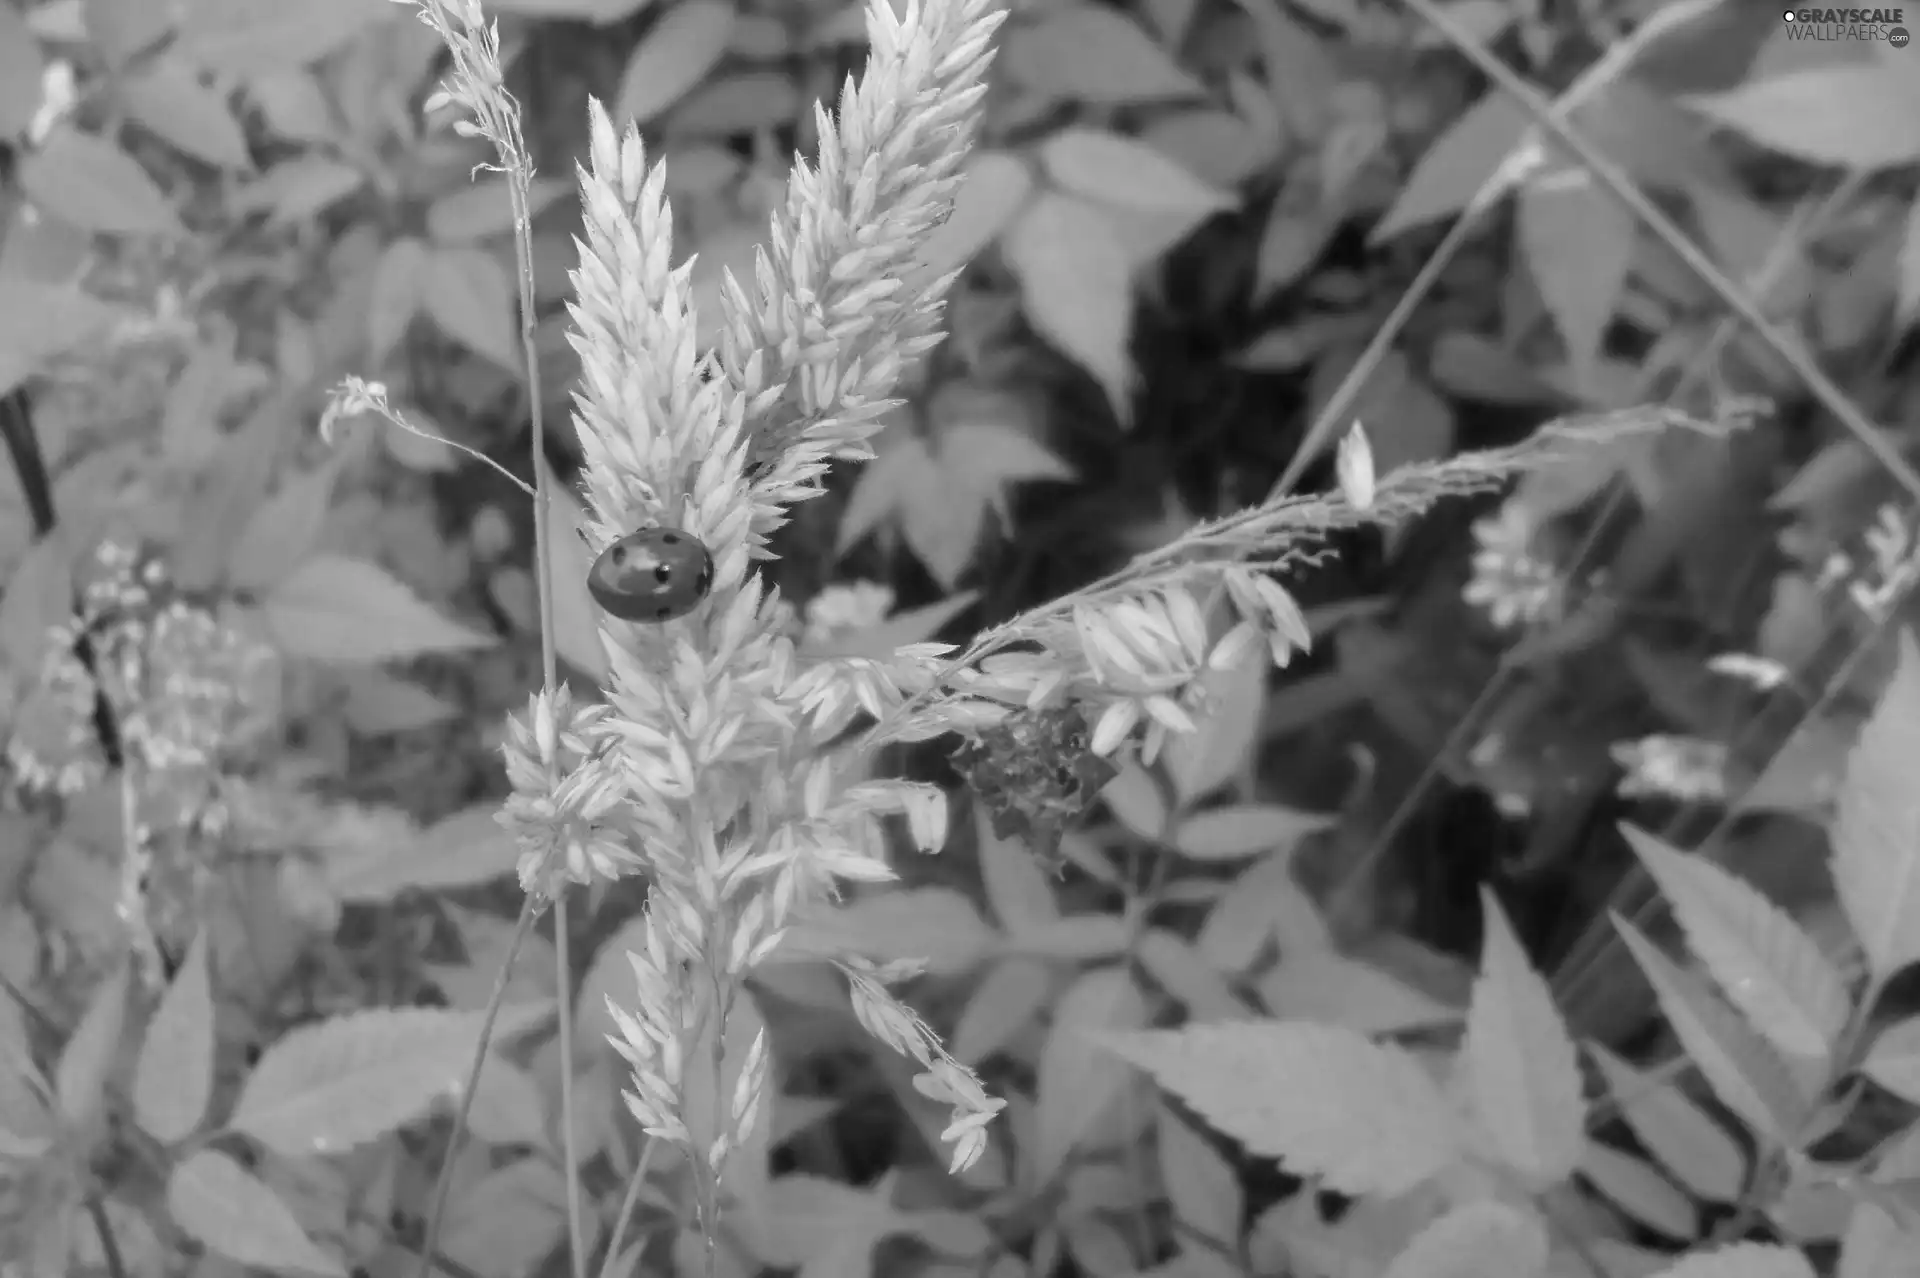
[[561, 0, 1009, 1200]]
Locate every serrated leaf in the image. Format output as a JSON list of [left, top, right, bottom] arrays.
[[438, 1159, 570, 1278], [1517, 166, 1635, 391], [915, 151, 1034, 276], [56, 962, 129, 1129], [1865, 1016, 1920, 1105], [421, 246, 521, 374], [1613, 915, 1809, 1146], [1103, 1020, 1460, 1196], [1380, 1201, 1548, 1278], [323, 803, 520, 903], [1039, 127, 1234, 219], [1588, 1042, 1745, 1202], [226, 458, 341, 594], [1171, 804, 1333, 862], [1682, 63, 1920, 170], [1622, 824, 1851, 1061], [228, 1007, 507, 1156], [0, 280, 125, 399], [1831, 632, 1920, 979], [19, 126, 180, 235], [133, 933, 214, 1142], [260, 555, 494, 664], [1466, 889, 1586, 1185], [169, 1149, 345, 1276], [0, 3, 46, 137], [1648, 1243, 1815, 1278], [1004, 192, 1134, 424], [1004, 6, 1205, 105], [119, 62, 251, 169], [616, 0, 735, 125], [1036, 966, 1148, 1181], [174, 0, 394, 71]]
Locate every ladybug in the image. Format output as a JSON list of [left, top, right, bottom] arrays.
[[586, 525, 714, 623]]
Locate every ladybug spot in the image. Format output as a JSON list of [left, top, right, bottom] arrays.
[[610, 547, 627, 567], [661, 532, 681, 545], [654, 564, 672, 583], [655, 604, 673, 619]]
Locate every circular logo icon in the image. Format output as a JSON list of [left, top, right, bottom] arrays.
[[1891, 25, 1911, 46], [1782, 8, 1796, 18]]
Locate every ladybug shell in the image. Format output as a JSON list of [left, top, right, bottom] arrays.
[[587, 526, 714, 623]]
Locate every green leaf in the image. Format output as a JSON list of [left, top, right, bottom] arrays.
[[174, 0, 395, 72], [1164, 642, 1269, 806], [323, 803, 521, 903], [233, 156, 367, 223], [615, 0, 736, 125], [1371, 90, 1529, 242], [119, 62, 251, 169], [1613, 915, 1810, 1147], [913, 150, 1034, 277], [85, 0, 176, 67], [1380, 1201, 1548, 1278], [1304, 346, 1454, 474], [226, 457, 342, 594], [1004, 192, 1134, 424], [1622, 824, 1851, 1061], [425, 177, 569, 244], [228, 1007, 511, 1156], [0, 280, 125, 399], [1104, 1020, 1460, 1196], [422, 245, 521, 374], [1465, 889, 1586, 1186], [1039, 127, 1234, 219], [1258, 951, 1460, 1036], [366, 237, 428, 364], [133, 933, 215, 1143], [168, 1149, 346, 1276], [259, 555, 494, 663], [1517, 165, 1636, 393], [56, 962, 129, 1130], [1003, 5, 1205, 105], [786, 888, 997, 976], [1171, 803, 1333, 863], [0, 3, 45, 137], [1589, 1042, 1746, 1202], [1683, 62, 1920, 169], [18, 126, 180, 235], [1035, 966, 1148, 1181], [1830, 631, 1920, 979]]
